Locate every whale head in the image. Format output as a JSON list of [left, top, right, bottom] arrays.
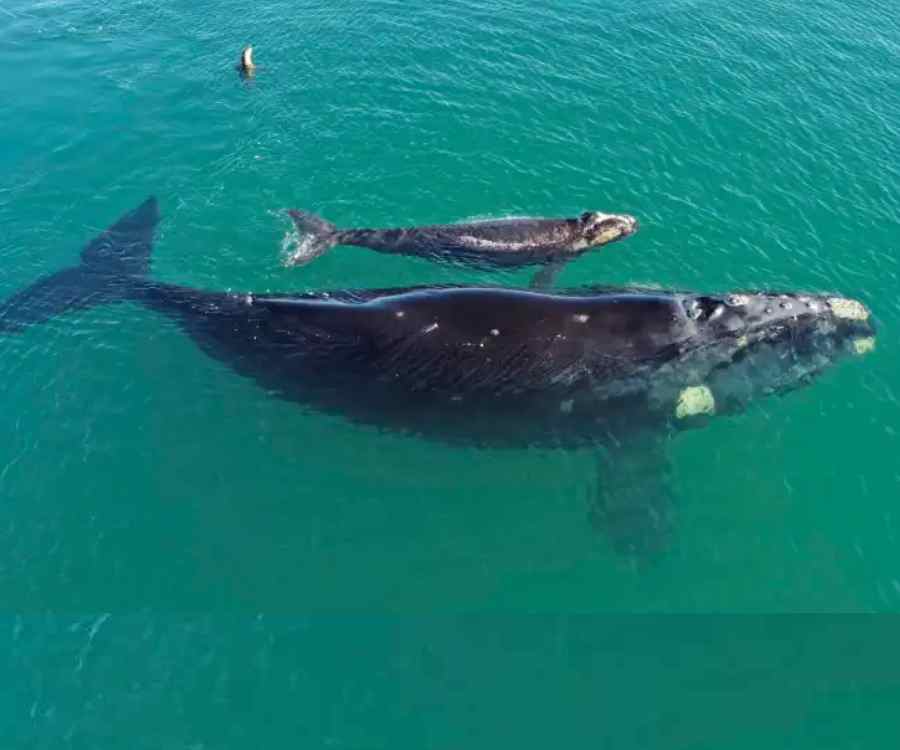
[[648, 291, 876, 420], [578, 211, 639, 249]]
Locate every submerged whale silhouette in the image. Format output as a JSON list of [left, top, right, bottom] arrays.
[[0, 199, 876, 555]]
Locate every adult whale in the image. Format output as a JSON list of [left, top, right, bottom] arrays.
[[0, 199, 875, 554], [285, 209, 638, 287]]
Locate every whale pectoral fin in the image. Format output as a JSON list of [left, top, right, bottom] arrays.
[[590, 437, 676, 559], [529, 259, 566, 289]]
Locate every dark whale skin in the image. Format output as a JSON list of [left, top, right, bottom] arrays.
[[135, 283, 689, 447]]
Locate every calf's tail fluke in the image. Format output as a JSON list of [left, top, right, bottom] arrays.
[[0, 197, 159, 333], [286, 210, 340, 266]]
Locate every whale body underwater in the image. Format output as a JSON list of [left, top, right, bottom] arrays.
[[0, 198, 876, 554]]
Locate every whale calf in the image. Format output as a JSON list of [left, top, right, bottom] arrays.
[[0, 199, 875, 555], [286, 210, 638, 287]]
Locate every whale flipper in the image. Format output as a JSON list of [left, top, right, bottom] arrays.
[[590, 437, 675, 559], [0, 197, 159, 333], [529, 258, 566, 289]]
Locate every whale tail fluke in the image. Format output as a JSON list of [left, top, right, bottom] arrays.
[[0, 197, 159, 333], [285, 210, 340, 266]]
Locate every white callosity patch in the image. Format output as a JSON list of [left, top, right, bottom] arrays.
[[728, 294, 751, 306], [853, 337, 876, 355], [572, 314, 590, 323], [828, 297, 869, 321], [675, 385, 716, 419], [594, 228, 623, 245]]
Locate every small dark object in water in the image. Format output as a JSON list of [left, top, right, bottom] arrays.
[[238, 45, 255, 77]]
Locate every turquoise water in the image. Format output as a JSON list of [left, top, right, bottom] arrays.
[[3, 0, 900, 744], [7, 616, 900, 748]]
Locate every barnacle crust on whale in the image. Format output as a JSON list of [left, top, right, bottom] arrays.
[[828, 298, 869, 321], [675, 385, 716, 419]]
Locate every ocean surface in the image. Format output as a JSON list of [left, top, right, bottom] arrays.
[[3, 0, 900, 745]]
